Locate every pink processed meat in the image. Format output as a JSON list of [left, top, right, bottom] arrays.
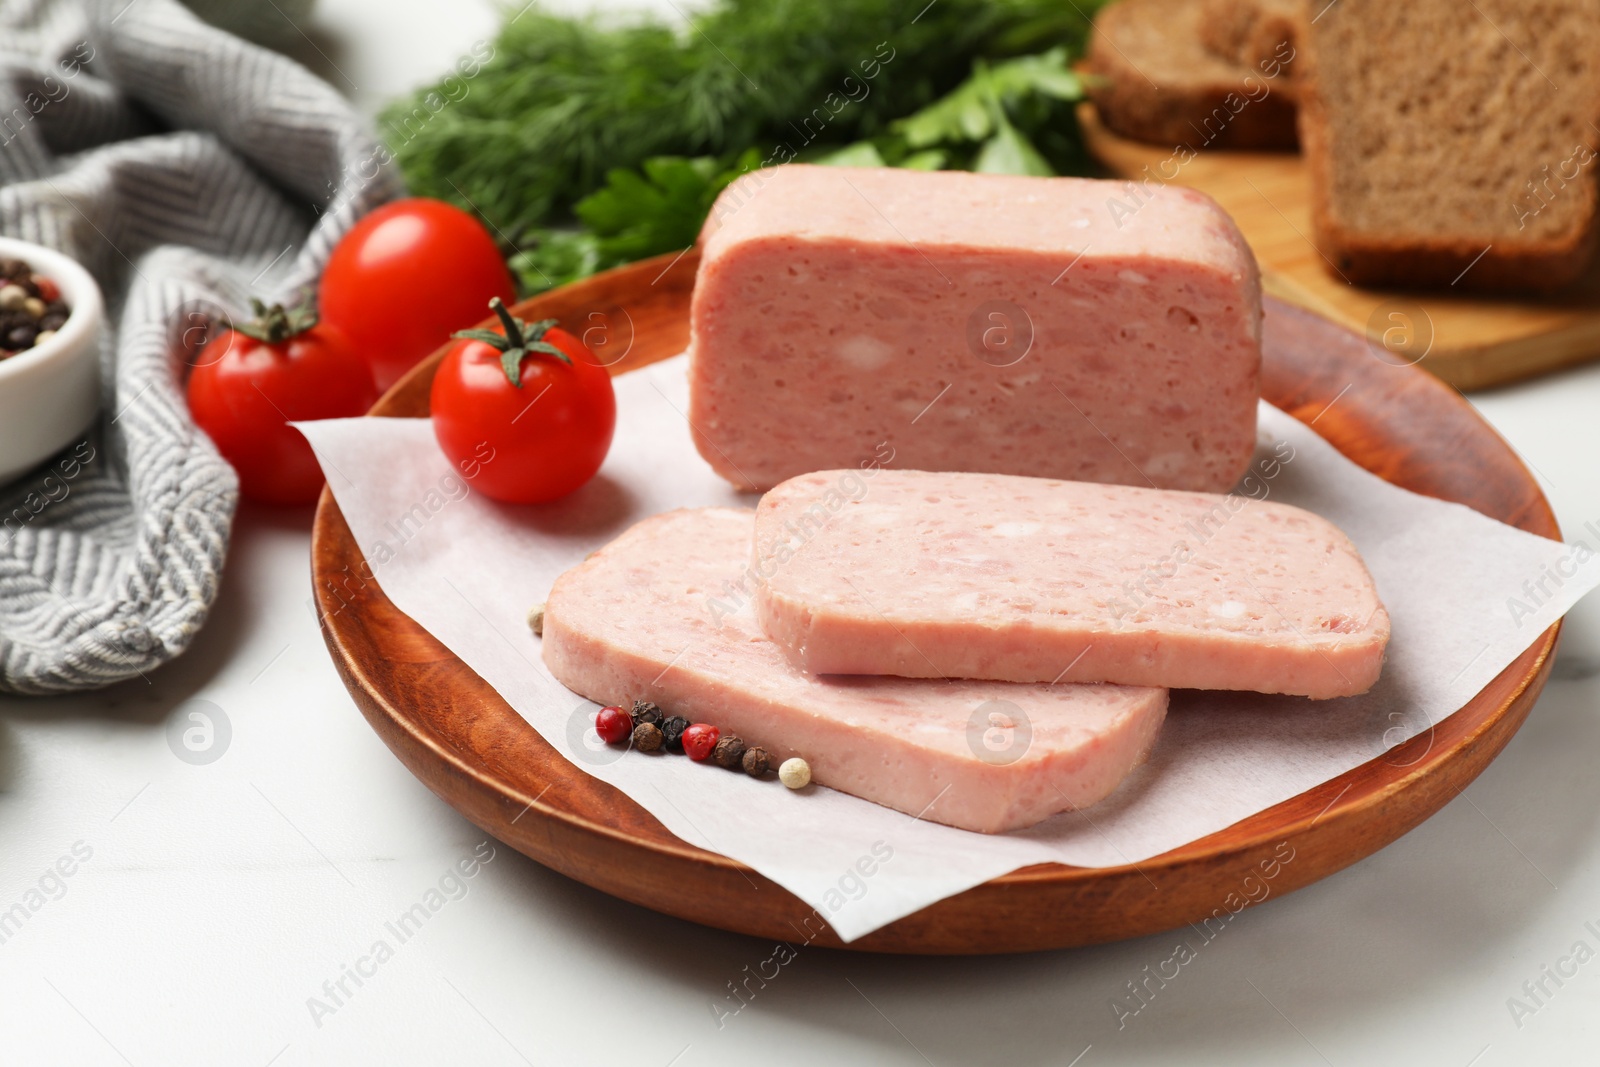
[[541, 508, 1168, 834], [687, 164, 1262, 493], [753, 470, 1389, 698]]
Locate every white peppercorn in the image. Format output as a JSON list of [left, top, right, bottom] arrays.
[[778, 757, 811, 790]]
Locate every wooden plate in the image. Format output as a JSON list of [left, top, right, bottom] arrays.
[[312, 249, 1559, 955], [1080, 104, 1600, 392]]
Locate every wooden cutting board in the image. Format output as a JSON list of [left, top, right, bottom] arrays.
[[1080, 105, 1600, 392]]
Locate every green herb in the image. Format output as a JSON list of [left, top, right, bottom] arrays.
[[814, 141, 891, 169], [511, 46, 1097, 292], [513, 151, 758, 293], [887, 47, 1087, 174], [385, 0, 1107, 245]]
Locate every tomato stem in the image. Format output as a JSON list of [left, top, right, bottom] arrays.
[[453, 297, 572, 388], [235, 297, 318, 344], [490, 297, 525, 348]]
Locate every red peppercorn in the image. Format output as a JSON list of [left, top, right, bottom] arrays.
[[594, 705, 632, 744], [31, 275, 60, 303], [681, 723, 721, 761]]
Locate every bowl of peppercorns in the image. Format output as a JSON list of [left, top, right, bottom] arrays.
[[0, 237, 103, 485]]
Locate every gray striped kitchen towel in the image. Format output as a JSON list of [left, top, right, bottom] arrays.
[[0, 0, 402, 693]]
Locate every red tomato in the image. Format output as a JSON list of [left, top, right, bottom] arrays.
[[320, 198, 517, 393], [187, 303, 377, 506], [431, 299, 616, 504]]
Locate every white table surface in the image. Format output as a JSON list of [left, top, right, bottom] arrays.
[[5, 2, 1600, 1064]]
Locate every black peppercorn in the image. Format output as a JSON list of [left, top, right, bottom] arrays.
[[712, 735, 746, 769], [631, 700, 663, 727], [741, 746, 771, 777], [660, 716, 689, 752], [6, 325, 36, 350], [632, 722, 663, 752], [38, 311, 67, 332]]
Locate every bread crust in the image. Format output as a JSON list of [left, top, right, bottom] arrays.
[[1086, 0, 1299, 151], [1199, 0, 1300, 78]]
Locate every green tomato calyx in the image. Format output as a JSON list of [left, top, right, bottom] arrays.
[[452, 297, 571, 387]]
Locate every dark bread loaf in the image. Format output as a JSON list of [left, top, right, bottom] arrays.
[[1086, 0, 1299, 151], [1199, 0, 1300, 80], [1298, 0, 1600, 290]]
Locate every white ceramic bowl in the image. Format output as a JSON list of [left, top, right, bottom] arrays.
[[0, 237, 104, 486]]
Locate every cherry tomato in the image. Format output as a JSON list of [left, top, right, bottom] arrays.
[[320, 198, 517, 393], [187, 301, 377, 505], [431, 299, 615, 504]]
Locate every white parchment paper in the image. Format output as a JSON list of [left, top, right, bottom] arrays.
[[299, 355, 1600, 941]]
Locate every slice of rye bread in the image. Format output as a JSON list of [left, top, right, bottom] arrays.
[[1299, 0, 1600, 290], [1085, 0, 1299, 151], [1198, 0, 1300, 79]]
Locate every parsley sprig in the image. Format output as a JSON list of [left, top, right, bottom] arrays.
[[385, 0, 1106, 252]]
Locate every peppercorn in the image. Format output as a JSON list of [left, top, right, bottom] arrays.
[[712, 735, 746, 769], [778, 757, 812, 790], [630, 700, 663, 727], [681, 723, 720, 761], [741, 746, 771, 777], [0, 267, 67, 361], [594, 705, 632, 744], [526, 604, 544, 636], [660, 716, 689, 752], [632, 721, 663, 752]]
